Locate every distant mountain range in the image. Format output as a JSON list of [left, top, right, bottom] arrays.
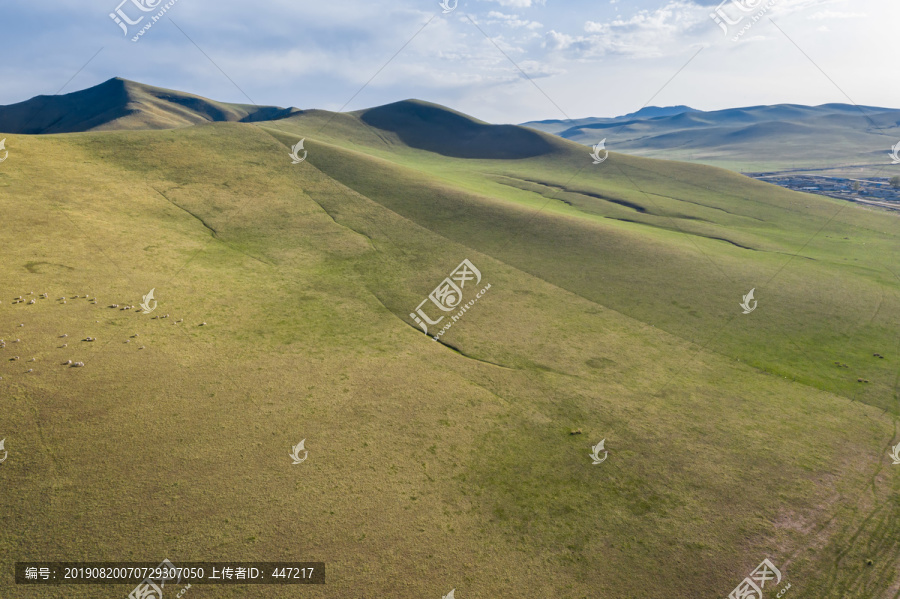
[[523, 105, 696, 134], [523, 104, 900, 175]]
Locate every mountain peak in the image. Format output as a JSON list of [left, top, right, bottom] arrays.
[[357, 98, 561, 159], [0, 77, 301, 134], [615, 105, 697, 120]]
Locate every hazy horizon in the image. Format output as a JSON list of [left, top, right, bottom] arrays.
[[2, 74, 897, 125]]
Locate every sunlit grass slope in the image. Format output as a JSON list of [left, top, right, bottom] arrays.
[[264, 101, 900, 413], [0, 111, 897, 599]]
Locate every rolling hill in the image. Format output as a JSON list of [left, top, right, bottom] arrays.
[[1, 80, 899, 599], [523, 103, 900, 175], [0, 77, 301, 134]]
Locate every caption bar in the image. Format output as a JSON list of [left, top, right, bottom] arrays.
[[16, 562, 325, 585]]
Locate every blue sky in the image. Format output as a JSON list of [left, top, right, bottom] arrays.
[[0, 0, 895, 123]]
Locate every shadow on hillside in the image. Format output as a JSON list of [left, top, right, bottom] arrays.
[[360, 101, 556, 159]]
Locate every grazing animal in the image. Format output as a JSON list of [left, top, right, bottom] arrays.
[[72, 362, 85, 368], [64, 360, 72, 365]]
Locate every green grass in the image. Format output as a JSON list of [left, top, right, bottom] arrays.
[[0, 110, 898, 599]]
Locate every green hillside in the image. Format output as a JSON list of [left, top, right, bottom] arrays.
[[0, 98, 898, 599]]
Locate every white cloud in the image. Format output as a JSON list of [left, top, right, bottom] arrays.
[[544, 1, 709, 58], [807, 10, 867, 19], [485, 11, 543, 29], [479, 0, 546, 7]]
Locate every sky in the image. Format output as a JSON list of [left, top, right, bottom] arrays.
[[0, 0, 895, 124]]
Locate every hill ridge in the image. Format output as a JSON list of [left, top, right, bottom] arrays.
[[0, 77, 303, 134]]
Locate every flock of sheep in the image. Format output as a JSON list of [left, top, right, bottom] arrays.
[[1, 291, 205, 380]]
